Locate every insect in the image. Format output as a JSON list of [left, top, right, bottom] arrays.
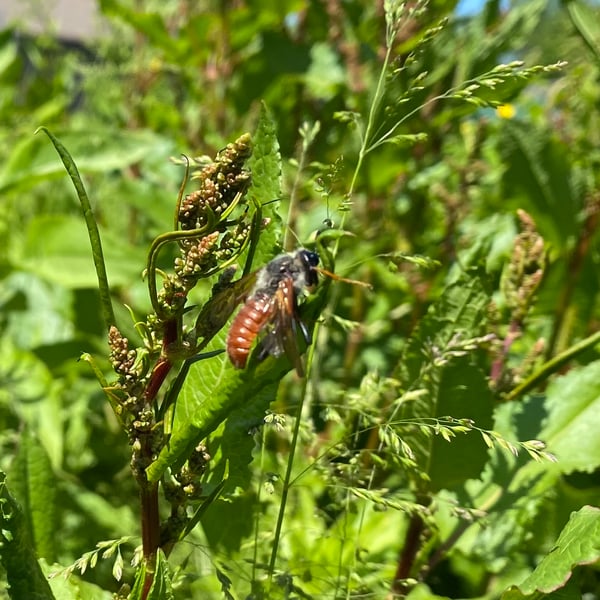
[[226, 249, 320, 376]]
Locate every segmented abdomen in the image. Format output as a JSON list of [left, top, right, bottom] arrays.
[[226, 294, 274, 368]]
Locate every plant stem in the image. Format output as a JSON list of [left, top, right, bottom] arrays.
[[140, 479, 159, 599], [392, 510, 425, 594], [506, 328, 600, 401], [252, 432, 267, 585], [284, 130, 310, 252], [267, 373, 309, 582], [140, 482, 160, 556]]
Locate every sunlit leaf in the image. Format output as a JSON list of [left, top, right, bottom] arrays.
[[502, 506, 600, 598]]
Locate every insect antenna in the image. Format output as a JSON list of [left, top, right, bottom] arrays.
[[315, 266, 372, 289]]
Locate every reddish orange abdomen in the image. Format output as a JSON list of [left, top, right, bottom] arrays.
[[226, 295, 274, 368]]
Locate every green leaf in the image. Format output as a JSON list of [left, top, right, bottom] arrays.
[[128, 562, 146, 600], [0, 129, 174, 194], [246, 102, 284, 265], [99, 0, 183, 58], [128, 550, 175, 600], [0, 471, 55, 600], [128, 551, 174, 600], [502, 505, 600, 598], [9, 429, 58, 562], [147, 276, 330, 482], [147, 551, 174, 600], [199, 379, 280, 552], [37, 127, 116, 329], [201, 495, 257, 553], [566, 0, 600, 63], [452, 397, 554, 572], [539, 360, 600, 474], [146, 330, 291, 482], [428, 361, 494, 491], [397, 266, 493, 487], [499, 122, 579, 250], [17, 215, 147, 289], [503, 360, 600, 499]]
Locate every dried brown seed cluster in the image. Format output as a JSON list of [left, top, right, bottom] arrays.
[[503, 209, 546, 324], [178, 133, 252, 231], [156, 133, 253, 319], [175, 231, 220, 281], [108, 325, 136, 379], [107, 325, 152, 416]]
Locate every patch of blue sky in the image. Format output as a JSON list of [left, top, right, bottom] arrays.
[[455, 0, 510, 17]]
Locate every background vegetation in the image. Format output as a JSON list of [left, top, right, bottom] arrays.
[[1, 0, 600, 598]]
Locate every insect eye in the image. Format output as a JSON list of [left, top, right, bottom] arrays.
[[303, 251, 319, 267]]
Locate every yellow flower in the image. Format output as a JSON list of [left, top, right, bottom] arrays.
[[496, 103, 516, 119]]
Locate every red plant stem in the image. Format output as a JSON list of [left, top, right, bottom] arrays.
[[138, 319, 179, 598], [144, 319, 179, 403], [140, 481, 160, 598], [392, 512, 425, 594], [145, 358, 173, 404]]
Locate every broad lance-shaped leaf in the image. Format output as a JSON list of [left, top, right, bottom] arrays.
[[0, 471, 54, 600], [9, 428, 58, 562], [146, 331, 288, 482], [501, 505, 600, 599], [245, 102, 283, 269], [198, 378, 280, 552]]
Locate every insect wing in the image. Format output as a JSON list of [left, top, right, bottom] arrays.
[[258, 278, 306, 376], [195, 270, 258, 343]]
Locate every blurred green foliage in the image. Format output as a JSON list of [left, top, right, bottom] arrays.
[[2, 0, 600, 598]]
